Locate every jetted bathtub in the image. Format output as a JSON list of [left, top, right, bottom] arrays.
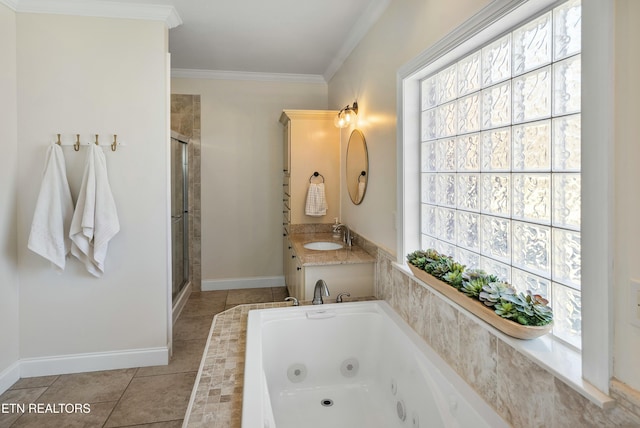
[[242, 300, 509, 428]]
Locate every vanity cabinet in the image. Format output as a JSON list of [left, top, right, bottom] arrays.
[[279, 110, 340, 226], [283, 233, 375, 301], [285, 254, 374, 303], [279, 110, 372, 301], [283, 236, 303, 298], [302, 263, 374, 300], [284, 253, 374, 302]]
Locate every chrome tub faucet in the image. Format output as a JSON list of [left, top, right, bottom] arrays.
[[312, 279, 330, 305]]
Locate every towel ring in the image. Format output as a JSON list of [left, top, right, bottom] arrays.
[[309, 171, 325, 183], [358, 171, 366, 183]]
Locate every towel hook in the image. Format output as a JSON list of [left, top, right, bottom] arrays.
[[74, 134, 81, 151], [309, 171, 325, 183], [95, 134, 99, 146], [112, 135, 118, 152], [56, 134, 62, 146]]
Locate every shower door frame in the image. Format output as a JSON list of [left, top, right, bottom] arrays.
[[171, 133, 190, 302]]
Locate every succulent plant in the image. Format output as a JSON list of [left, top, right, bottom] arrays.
[[500, 293, 531, 314], [460, 269, 499, 297], [494, 301, 519, 319], [501, 291, 554, 326], [429, 257, 464, 280], [407, 248, 553, 326], [461, 269, 488, 283], [427, 258, 450, 276], [406, 249, 443, 270], [478, 282, 515, 307], [460, 278, 485, 297], [442, 271, 464, 289]]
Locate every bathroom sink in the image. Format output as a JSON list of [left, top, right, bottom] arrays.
[[303, 241, 343, 251]]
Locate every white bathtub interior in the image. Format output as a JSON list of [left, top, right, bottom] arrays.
[[243, 301, 509, 428]]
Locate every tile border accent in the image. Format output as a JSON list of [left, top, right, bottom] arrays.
[[184, 302, 288, 428]]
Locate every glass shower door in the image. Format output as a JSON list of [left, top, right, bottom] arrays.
[[171, 136, 189, 301]]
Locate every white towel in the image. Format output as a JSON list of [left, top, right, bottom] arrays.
[[28, 144, 74, 272], [356, 181, 366, 204], [305, 182, 327, 216], [70, 144, 120, 277]]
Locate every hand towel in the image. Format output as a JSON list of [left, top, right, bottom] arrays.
[[70, 144, 120, 277], [305, 182, 327, 216], [28, 144, 74, 272], [356, 180, 366, 204]]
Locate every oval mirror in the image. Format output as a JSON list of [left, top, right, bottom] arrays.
[[346, 129, 368, 205]]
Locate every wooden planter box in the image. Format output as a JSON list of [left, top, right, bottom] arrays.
[[407, 264, 552, 340]]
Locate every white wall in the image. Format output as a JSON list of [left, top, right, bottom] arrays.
[[171, 78, 327, 283], [329, 0, 490, 255], [614, 0, 640, 391], [329, 0, 640, 393], [16, 13, 170, 367], [0, 3, 20, 384]]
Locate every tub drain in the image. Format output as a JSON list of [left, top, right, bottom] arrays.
[[320, 399, 334, 407]]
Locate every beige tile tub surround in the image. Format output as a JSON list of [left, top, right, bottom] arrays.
[[376, 249, 640, 428], [181, 232, 640, 427], [184, 297, 377, 427], [184, 302, 288, 428]]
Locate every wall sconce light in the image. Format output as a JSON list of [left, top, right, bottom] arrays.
[[334, 101, 358, 128]]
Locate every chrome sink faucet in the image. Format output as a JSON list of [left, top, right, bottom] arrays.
[[333, 223, 353, 247], [312, 279, 330, 305]]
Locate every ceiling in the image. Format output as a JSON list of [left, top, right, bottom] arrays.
[[3, 0, 390, 81], [111, 0, 391, 81]]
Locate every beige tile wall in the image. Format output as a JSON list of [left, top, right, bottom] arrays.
[[372, 246, 640, 428]]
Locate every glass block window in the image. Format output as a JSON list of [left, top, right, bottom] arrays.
[[419, 0, 582, 348]]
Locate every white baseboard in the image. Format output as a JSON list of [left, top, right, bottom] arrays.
[[19, 346, 169, 378], [172, 281, 192, 325], [0, 361, 21, 395], [202, 275, 285, 291]]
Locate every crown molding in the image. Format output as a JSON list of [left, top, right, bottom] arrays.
[[0, 0, 18, 10], [7, 0, 182, 28], [323, 0, 392, 82], [171, 68, 327, 84]]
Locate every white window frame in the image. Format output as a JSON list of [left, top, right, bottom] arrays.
[[397, 0, 612, 396]]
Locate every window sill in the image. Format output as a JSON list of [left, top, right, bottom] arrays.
[[393, 261, 615, 409]]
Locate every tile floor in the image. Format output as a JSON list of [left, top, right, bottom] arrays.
[[0, 287, 288, 428]]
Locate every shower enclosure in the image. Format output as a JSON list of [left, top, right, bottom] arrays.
[[171, 131, 189, 300]]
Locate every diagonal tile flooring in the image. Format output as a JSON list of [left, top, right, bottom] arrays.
[[0, 287, 287, 428]]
